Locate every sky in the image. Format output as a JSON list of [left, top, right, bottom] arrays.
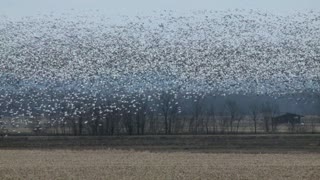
[[0, 0, 320, 18]]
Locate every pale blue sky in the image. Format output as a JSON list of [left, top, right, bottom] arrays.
[[0, 0, 320, 18]]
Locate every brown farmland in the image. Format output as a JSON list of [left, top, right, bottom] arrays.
[[0, 135, 320, 179], [0, 149, 319, 180]]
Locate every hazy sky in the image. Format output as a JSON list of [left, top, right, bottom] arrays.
[[1, 0, 320, 18]]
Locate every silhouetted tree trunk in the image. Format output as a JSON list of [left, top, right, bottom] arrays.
[[190, 95, 205, 133], [159, 91, 174, 134], [225, 100, 241, 133], [78, 116, 83, 135], [205, 102, 216, 134], [261, 101, 279, 133], [249, 102, 260, 134]]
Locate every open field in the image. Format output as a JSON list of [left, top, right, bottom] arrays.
[[0, 149, 319, 180], [1, 135, 319, 179]]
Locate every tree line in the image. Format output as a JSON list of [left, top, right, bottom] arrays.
[[9, 91, 316, 136]]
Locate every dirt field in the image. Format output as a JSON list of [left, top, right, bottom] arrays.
[[0, 149, 319, 180], [0, 135, 319, 179]]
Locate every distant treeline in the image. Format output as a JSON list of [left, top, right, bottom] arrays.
[[1, 91, 319, 136]]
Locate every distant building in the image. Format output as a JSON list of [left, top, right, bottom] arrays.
[[272, 113, 304, 129]]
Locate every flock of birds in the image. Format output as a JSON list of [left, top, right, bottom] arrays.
[[0, 9, 319, 129]]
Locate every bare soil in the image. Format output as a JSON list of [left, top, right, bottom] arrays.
[[0, 149, 319, 180]]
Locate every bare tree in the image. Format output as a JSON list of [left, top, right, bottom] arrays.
[[261, 101, 279, 133], [135, 96, 148, 135], [159, 91, 179, 134], [249, 101, 260, 134], [225, 99, 242, 133], [218, 110, 228, 134], [235, 112, 244, 133], [188, 94, 206, 133], [205, 104, 217, 134], [205, 101, 216, 134], [0, 120, 8, 138]]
